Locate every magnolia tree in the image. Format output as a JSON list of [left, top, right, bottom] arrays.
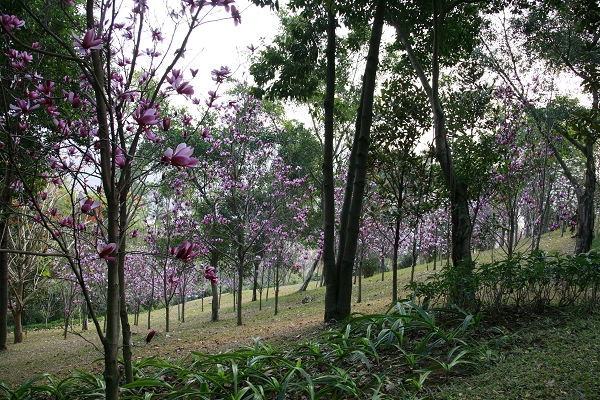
[[192, 94, 309, 325], [144, 187, 204, 331], [0, 1, 242, 396]]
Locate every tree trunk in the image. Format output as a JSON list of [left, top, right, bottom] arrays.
[[325, 0, 385, 322], [63, 308, 70, 339], [322, 6, 339, 322], [0, 235, 7, 351], [164, 296, 170, 332], [82, 302, 89, 331], [210, 251, 219, 322], [117, 220, 133, 383], [236, 261, 243, 326], [300, 253, 321, 292], [274, 262, 280, 315], [252, 260, 259, 302], [180, 291, 186, 323], [575, 140, 596, 254], [0, 164, 12, 351], [147, 270, 154, 330], [357, 257, 362, 304], [12, 308, 23, 344], [394, 2, 474, 307]]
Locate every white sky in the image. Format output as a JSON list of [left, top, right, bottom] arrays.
[[151, 1, 283, 101]]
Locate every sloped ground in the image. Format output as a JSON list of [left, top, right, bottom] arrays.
[[0, 266, 428, 388], [431, 310, 600, 399]]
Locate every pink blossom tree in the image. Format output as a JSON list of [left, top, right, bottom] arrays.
[[0, 1, 241, 396]]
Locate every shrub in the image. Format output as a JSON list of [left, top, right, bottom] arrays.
[[408, 250, 600, 312]]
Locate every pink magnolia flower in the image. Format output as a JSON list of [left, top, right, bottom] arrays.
[[145, 329, 156, 344], [1, 15, 25, 33], [133, 105, 159, 126], [161, 143, 198, 168], [81, 198, 101, 214], [204, 266, 218, 284], [231, 5, 241, 26], [171, 240, 199, 262], [98, 243, 117, 262], [74, 29, 103, 54]]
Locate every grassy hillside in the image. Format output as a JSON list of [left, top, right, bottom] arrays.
[[0, 230, 583, 391]]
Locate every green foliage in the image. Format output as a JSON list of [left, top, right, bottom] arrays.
[[361, 256, 379, 278], [4, 301, 485, 399], [409, 251, 600, 312]]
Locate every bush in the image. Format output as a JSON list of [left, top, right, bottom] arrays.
[[362, 256, 380, 278], [408, 250, 600, 312]]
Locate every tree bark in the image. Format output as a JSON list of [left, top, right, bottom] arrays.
[[236, 261, 243, 326], [210, 251, 219, 322], [331, 0, 386, 321], [300, 253, 321, 292], [0, 163, 12, 351], [394, 1, 474, 306], [575, 139, 596, 254], [11, 308, 23, 344], [322, 5, 339, 322], [274, 262, 280, 315]]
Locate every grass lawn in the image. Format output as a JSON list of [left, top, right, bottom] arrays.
[[1, 230, 595, 399], [431, 309, 600, 399], [0, 264, 430, 388]]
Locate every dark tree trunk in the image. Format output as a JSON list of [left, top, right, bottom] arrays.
[[575, 140, 596, 254], [236, 261, 243, 326], [210, 251, 219, 322], [252, 260, 259, 302], [394, 2, 474, 307], [0, 163, 12, 351], [147, 270, 154, 330], [0, 231, 8, 351], [322, 6, 338, 321], [300, 253, 321, 292], [392, 215, 401, 301], [180, 290, 186, 323], [325, 0, 386, 322], [82, 302, 89, 331], [274, 262, 280, 315], [11, 308, 23, 344], [117, 210, 133, 383]]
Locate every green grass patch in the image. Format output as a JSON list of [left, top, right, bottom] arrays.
[[431, 309, 600, 399]]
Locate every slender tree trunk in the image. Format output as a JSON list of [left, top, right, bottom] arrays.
[[322, 6, 338, 322], [236, 261, 243, 326], [266, 267, 270, 301], [232, 275, 236, 312], [394, 2, 473, 306], [147, 270, 154, 330], [180, 291, 186, 323], [252, 260, 259, 302], [300, 253, 321, 292], [326, 0, 386, 322], [63, 308, 70, 339], [164, 297, 170, 333], [0, 164, 12, 351], [210, 251, 219, 322], [259, 264, 264, 311], [357, 257, 362, 304], [117, 213, 133, 383], [575, 140, 596, 254], [274, 262, 280, 316], [11, 308, 23, 344], [82, 302, 89, 331]]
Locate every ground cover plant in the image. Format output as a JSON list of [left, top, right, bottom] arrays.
[[1, 300, 486, 399]]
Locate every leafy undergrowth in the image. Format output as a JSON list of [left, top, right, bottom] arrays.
[[0, 301, 486, 399], [0, 266, 430, 389], [430, 309, 600, 399]]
